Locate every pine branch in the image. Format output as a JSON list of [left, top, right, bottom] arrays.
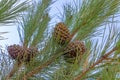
[[0, 32, 8, 40], [74, 47, 117, 80], [22, 48, 64, 80], [0, 0, 28, 40], [63, 0, 120, 40], [5, 62, 22, 80], [1, 0, 120, 80], [20, 0, 52, 47], [0, 0, 28, 24]]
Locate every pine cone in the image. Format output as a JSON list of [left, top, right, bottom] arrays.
[[25, 47, 38, 62], [64, 40, 86, 59], [7, 44, 38, 62], [53, 22, 71, 45], [7, 44, 25, 62]]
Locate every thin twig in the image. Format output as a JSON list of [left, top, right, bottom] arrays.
[[71, 22, 86, 38], [22, 49, 63, 80], [74, 47, 117, 80], [6, 62, 22, 80]]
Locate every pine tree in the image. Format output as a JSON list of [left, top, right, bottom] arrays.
[[0, 0, 120, 80], [0, 0, 28, 40]]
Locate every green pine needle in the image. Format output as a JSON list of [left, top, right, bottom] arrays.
[[0, 0, 28, 24], [1, 0, 120, 80], [20, 0, 52, 47], [63, 0, 120, 40]]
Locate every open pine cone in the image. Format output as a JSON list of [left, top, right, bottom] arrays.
[[53, 22, 71, 45], [7, 44, 38, 62]]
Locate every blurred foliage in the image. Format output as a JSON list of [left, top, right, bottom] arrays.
[[0, 0, 28, 23], [0, 0, 120, 80], [0, 0, 29, 40]]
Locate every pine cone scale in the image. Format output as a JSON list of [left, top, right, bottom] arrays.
[[53, 22, 71, 45], [63, 40, 86, 63], [7, 44, 38, 62]]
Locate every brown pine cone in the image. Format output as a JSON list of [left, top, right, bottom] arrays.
[[53, 22, 71, 45], [25, 47, 38, 62], [7, 44, 24, 61], [63, 40, 86, 62], [7, 44, 38, 62]]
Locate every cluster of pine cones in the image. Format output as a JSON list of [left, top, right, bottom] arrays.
[[53, 22, 86, 63], [7, 44, 38, 63], [7, 22, 86, 63]]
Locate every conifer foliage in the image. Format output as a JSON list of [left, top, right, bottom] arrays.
[[0, 0, 120, 80]]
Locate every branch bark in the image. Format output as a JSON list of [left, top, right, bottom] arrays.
[[22, 49, 63, 80], [74, 47, 117, 80], [22, 55, 59, 80], [6, 62, 22, 80]]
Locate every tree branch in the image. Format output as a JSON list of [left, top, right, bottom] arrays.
[[6, 62, 22, 80], [74, 47, 117, 80], [22, 49, 63, 80]]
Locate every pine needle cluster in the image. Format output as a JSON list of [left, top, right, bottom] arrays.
[[0, 0, 120, 80]]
